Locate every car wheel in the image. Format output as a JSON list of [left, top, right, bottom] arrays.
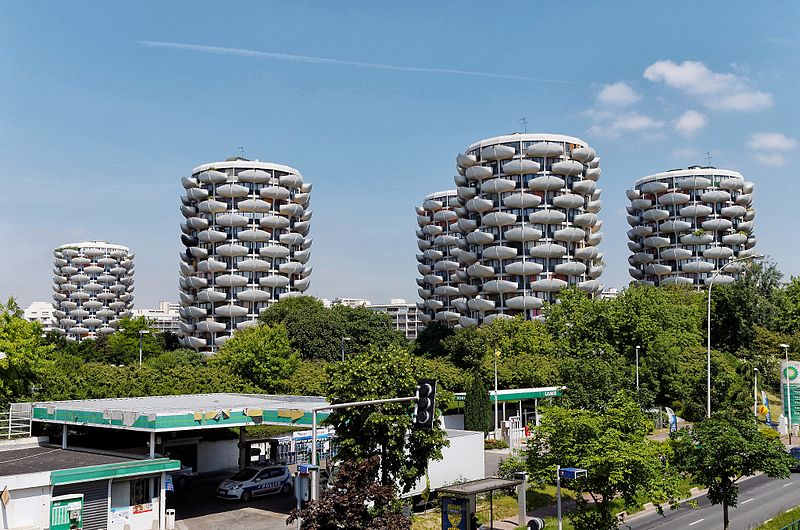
[[281, 483, 292, 495], [241, 491, 252, 502]]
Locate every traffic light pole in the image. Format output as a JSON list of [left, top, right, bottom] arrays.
[[310, 395, 418, 500]]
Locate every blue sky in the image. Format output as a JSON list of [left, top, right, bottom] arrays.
[[2, 1, 798, 308]]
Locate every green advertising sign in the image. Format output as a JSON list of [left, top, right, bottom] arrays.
[[50, 495, 83, 530]]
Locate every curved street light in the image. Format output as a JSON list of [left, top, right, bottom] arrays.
[[707, 253, 764, 418]]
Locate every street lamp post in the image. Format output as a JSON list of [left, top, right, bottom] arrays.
[[138, 330, 149, 367], [635, 345, 640, 394], [706, 254, 763, 418], [494, 349, 500, 437], [340, 337, 351, 362], [781, 343, 792, 444], [753, 367, 759, 424]]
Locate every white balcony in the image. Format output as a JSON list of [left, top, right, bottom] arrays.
[[503, 193, 541, 209], [528, 175, 565, 191], [526, 142, 562, 157]]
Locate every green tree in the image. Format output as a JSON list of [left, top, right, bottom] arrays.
[[208, 323, 299, 392], [325, 346, 447, 493], [711, 260, 785, 353], [288, 360, 331, 396], [463, 375, 491, 434], [260, 296, 406, 361], [0, 298, 51, 407], [524, 392, 680, 529], [287, 456, 410, 530], [671, 411, 793, 529], [413, 321, 455, 358]]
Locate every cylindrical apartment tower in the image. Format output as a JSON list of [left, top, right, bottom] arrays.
[[415, 190, 465, 326], [626, 167, 756, 286], [178, 157, 312, 352], [52, 241, 134, 341], [453, 133, 603, 326]]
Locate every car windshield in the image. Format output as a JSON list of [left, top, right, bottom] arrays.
[[230, 468, 259, 481]]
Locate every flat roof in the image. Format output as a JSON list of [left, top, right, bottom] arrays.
[[635, 167, 744, 186], [0, 446, 135, 477], [438, 477, 523, 496], [31, 393, 331, 432], [454, 386, 566, 402], [465, 132, 587, 153]]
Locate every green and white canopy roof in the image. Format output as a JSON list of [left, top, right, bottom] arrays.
[[454, 386, 566, 402], [31, 393, 330, 432]]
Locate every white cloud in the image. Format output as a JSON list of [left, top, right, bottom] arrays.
[[748, 132, 798, 151], [753, 153, 787, 167], [747, 132, 797, 167], [587, 111, 665, 138], [597, 82, 641, 106], [643, 60, 773, 111], [674, 110, 707, 136]]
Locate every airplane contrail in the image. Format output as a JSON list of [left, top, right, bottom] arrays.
[[138, 40, 571, 84]]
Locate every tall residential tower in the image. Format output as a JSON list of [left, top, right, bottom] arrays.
[[178, 158, 312, 352], [626, 167, 756, 285], [415, 190, 465, 326], [52, 241, 135, 341], [451, 133, 604, 326]]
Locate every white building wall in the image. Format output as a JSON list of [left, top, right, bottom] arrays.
[[0, 471, 50, 529], [197, 439, 239, 473]]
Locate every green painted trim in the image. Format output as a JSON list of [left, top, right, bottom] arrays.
[[51, 458, 181, 485], [453, 388, 564, 402], [32, 406, 330, 431]]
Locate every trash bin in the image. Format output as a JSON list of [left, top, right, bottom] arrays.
[[165, 508, 176, 530]]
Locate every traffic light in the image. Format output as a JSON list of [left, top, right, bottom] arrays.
[[413, 379, 437, 430]]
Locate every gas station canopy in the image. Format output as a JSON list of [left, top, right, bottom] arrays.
[[453, 386, 566, 403], [31, 393, 331, 432]]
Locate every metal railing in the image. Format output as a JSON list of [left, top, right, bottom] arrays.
[[781, 520, 800, 530], [0, 403, 32, 439]]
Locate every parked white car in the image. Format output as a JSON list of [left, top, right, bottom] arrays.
[[216, 466, 292, 501]]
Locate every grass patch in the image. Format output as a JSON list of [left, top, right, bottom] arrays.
[[754, 504, 800, 529]]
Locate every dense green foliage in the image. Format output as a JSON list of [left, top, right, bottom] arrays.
[[259, 296, 407, 361], [464, 375, 491, 434], [524, 392, 681, 529], [324, 346, 448, 493], [0, 299, 52, 408], [671, 411, 793, 529], [207, 322, 299, 393]]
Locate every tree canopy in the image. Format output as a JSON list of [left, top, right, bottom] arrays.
[[671, 411, 793, 529], [524, 392, 681, 529], [324, 346, 448, 493], [259, 296, 407, 361]]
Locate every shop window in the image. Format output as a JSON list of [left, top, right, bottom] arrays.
[[130, 478, 150, 505]]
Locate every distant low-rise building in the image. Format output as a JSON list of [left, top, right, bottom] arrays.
[[331, 297, 372, 308], [23, 301, 56, 332], [369, 299, 422, 340], [599, 288, 620, 300], [131, 301, 181, 334]]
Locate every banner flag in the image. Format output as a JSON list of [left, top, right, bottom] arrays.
[[665, 407, 677, 433], [761, 390, 772, 425]]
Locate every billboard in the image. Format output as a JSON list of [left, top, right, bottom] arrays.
[[781, 361, 800, 425]]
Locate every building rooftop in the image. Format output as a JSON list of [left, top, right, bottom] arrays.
[[0, 445, 135, 477], [31, 393, 331, 432]]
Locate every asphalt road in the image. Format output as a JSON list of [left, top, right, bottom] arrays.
[[624, 473, 800, 530], [167, 470, 295, 530]]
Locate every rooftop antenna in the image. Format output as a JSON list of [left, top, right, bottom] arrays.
[[239, 146, 245, 159], [518, 117, 528, 133], [702, 151, 712, 166]]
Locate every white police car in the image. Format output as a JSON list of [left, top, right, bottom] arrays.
[[216, 466, 292, 501]]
